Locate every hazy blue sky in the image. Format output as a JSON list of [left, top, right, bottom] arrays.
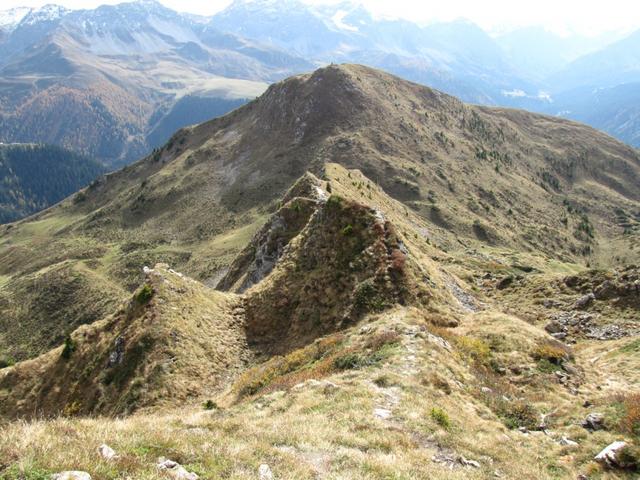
[[2, 0, 639, 36]]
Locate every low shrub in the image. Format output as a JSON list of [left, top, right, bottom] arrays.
[[61, 335, 76, 360], [135, 284, 154, 304], [353, 279, 388, 312], [423, 373, 452, 395], [532, 339, 571, 365], [0, 356, 15, 369], [374, 374, 393, 388], [62, 400, 82, 417], [617, 443, 640, 471], [365, 330, 400, 350], [389, 249, 407, 272], [497, 400, 539, 430], [333, 352, 368, 370], [430, 407, 451, 430], [341, 224, 354, 236], [203, 400, 217, 410], [621, 393, 640, 439], [455, 336, 491, 365]]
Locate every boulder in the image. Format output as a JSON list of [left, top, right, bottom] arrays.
[[558, 437, 578, 447], [51, 473, 91, 480], [582, 412, 605, 430], [496, 276, 514, 290], [594, 280, 618, 300], [97, 443, 117, 460], [545, 320, 565, 334], [259, 464, 274, 480], [459, 456, 481, 468], [374, 408, 392, 419], [574, 293, 595, 310], [157, 457, 199, 480], [595, 441, 628, 468]]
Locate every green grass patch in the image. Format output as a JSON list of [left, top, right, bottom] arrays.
[[430, 407, 452, 430], [620, 339, 640, 355]]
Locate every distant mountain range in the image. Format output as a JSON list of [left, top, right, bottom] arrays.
[[0, 0, 638, 174], [0, 0, 311, 167]]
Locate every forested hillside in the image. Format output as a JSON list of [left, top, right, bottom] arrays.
[[0, 143, 105, 223]]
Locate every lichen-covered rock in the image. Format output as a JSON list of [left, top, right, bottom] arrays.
[[595, 441, 628, 468], [51, 472, 91, 480]]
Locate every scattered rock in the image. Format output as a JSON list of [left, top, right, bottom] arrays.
[[574, 293, 595, 310], [582, 412, 605, 431], [292, 379, 338, 393], [51, 473, 91, 480], [558, 437, 578, 447], [157, 457, 199, 480], [595, 441, 628, 468], [259, 464, 274, 480], [374, 408, 392, 419], [432, 453, 480, 469], [107, 337, 125, 367], [97, 443, 117, 460], [496, 276, 514, 290], [545, 321, 565, 334], [594, 280, 616, 300], [543, 299, 562, 309], [481, 387, 493, 394], [459, 456, 481, 468]]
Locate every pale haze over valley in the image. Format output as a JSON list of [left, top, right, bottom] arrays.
[[2, 0, 640, 35]]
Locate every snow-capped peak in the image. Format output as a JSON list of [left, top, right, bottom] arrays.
[[0, 6, 31, 30], [21, 4, 69, 26]]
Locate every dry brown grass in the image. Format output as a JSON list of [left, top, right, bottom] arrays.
[[531, 339, 573, 365]]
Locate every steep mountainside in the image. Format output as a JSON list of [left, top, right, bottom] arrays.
[[1, 0, 640, 161], [0, 143, 105, 223], [0, 0, 310, 167], [549, 30, 640, 91]]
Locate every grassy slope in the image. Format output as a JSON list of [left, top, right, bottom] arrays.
[[1, 64, 639, 363], [1, 164, 638, 479]]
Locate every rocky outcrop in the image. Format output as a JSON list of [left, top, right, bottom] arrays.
[[217, 173, 328, 293]]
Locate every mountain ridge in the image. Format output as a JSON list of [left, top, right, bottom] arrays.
[[0, 63, 639, 479]]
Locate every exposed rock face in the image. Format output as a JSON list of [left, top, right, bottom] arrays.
[[574, 293, 595, 310], [106, 337, 125, 367], [218, 173, 327, 293], [240, 192, 429, 354]]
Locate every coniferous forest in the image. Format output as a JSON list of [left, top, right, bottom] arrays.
[[0, 143, 105, 223]]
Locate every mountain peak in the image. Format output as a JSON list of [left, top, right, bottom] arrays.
[[0, 6, 31, 30], [20, 3, 68, 25]]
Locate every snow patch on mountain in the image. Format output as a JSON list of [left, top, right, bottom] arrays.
[[332, 10, 358, 32], [21, 4, 69, 25], [0, 7, 31, 30]]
